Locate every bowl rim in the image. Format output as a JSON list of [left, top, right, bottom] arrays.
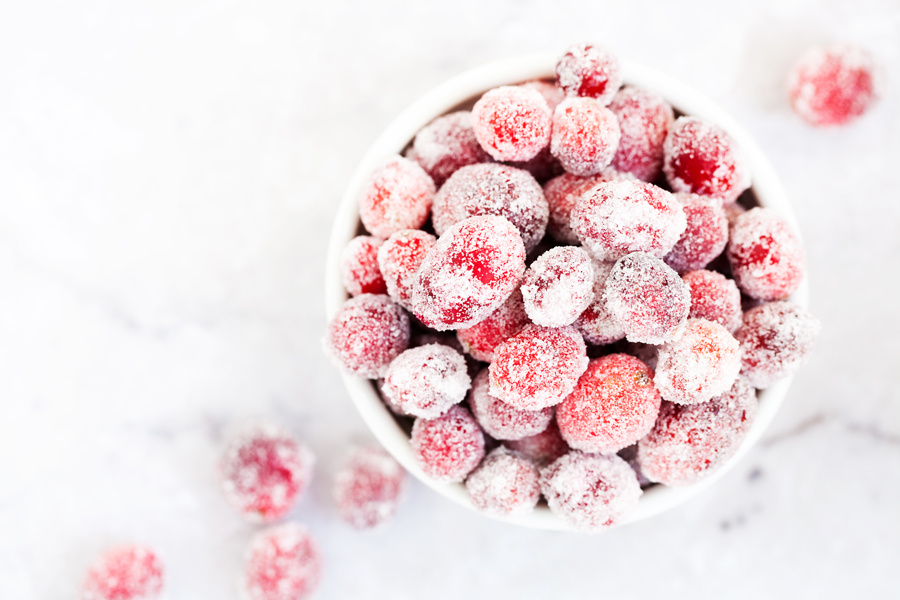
[[324, 52, 809, 531]]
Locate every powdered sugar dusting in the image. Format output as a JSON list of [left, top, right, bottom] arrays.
[[465, 447, 541, 516], [382, 344, 471, 419], [323, 294, 410, 378], [359, 155, 435, 238], [550, 97, 621, 176], [609, 86, 674, 182], [333, 446, 407, 530], [341, 235, 387, 296], [411, 405, 486, 483], [468, 369, 554, 440], [727, 207, 806, 301], [521, 246, 595, 327], [376, 229, 437, 310], [471, 86, 552, 162], [243, 523, 322, 600], [683, 269, 743, 333], [555, 43, 623, 105], [737, 301, 821, 388]]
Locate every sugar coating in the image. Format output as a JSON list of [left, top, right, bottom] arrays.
[[573, 258, 626, 346], [465, 447, 541, 516], [571, 179, 686, 262], [654, 319, 741, 405], [520, 79, 566, 111], [432, 163, 549, 253], [540, 451, 641, 533], [521, 246, 595, 327], [556, 353, 662, 454], [412, 215, 526, 331], [324, 294, 410, 378], [359, 156, 435, 239], [377, 229, 437, 310], [663, 193, 729, 274], [555, 43, 623, 105], [341, 236, 387, 297], [382, 344, 471, 419], [411, 111, 492, 186], [333, 446, 407, 530], [727, 207, 806, 301], [609, 86, 675, 182], [737, 301, 821, 389], [243, 523, 322, 600], [468, 369, 554, 440], [638, 377, 757, 486], [489, 325, 589, 411], [789, 44, 881, 127], [683, 269, 743, 333], [411, 404, 486, 482], [220, 422, 315, 523], [542, 170, 632, 245], [456, 288, 530, 362], [504, 418, 570, 467], [471, 86, 552, 162], [550, 97, 621, 177], [605, 253, 690, 344], [82, 545, 163, 600]]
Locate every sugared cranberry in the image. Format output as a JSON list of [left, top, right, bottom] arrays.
[[788, 44, 881, 127], [82, 545, 163, 600], [243, 523, 322, 600], [465, 447, 541, 516], [556, 353, 661, 454], [324, 294, 410, 378], [638, 377, 757, 486], [555, 43, 623, 105], [736, 301, 821, 388], [431, 163, 549, 252], [334, 446, 407, 530], [489, 325, 589, 411], [727, 207, 806, 301], [411, 111, 491, 186], [411, 215, 526, 331], [411, 405, 485, 482], [456, 288, 530, 362], [359, 156, 435, 239], [683, 270, 743, 333], [550, 97, 621, 176], [540, 451, 641, 532], [220, 422, 315, 523], [471, 86, 552, 162], [609, 86, 675, 182], [504, 419, 570, 467], [605, 253, 690, 344], [521, 246, 595, 327], [382, 344, 471, 418], [571, 180, 686, 262], [543, 173, 601, 245], [663, 116, 750, 204], [663, 193, 729, 274], [573, 259, 625, 346], [341, 236, 387, 296], [468, 369, 554, 440], [520, 80, 565, 111], [377, 229, 436, 310]]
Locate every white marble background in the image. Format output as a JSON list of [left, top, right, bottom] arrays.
[[1, 0, 898, 598]]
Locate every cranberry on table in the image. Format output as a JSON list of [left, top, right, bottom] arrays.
[[465, 447, 541, 516], [521, 246, 595, 327], [609, 86, 675, 182], [556, 353, 662, 454], [341, 236, 386, 297], [411, 111, 491, 186], [504, 418, 570, 467], [727, 207, 806, 301], [737, 301, 821, 389], [82, 545, 163, 600], [555, 43, 623, 105], [638, 377, 757, 486], [381, 343, 471, 419], [359, 156, 435, 239], [456, 288, 530, 362], [324, 294, 410, 378], [550, 97, 621, 177], [334, 446, 407, 530], [682, 269, 743, 334], [663, 193, 729, 274], [471, 86, 552, 162], [468, 369, 554, 441], [377, 229, 436, 310], [411, 404, 486, 482], [243, 523, 322, 600], [220, 422, 315, 523]]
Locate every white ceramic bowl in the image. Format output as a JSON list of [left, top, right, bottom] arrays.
[[325, 53, 809, 531]]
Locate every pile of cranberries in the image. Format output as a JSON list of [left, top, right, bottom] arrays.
[[326, 42, 822, 534]]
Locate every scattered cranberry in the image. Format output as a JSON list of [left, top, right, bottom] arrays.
[[468, 369, 554, 441], [471, 86, 552, 162], [737, 301, 821, 388], [82, 545, 163, 600], [456, 288, 530, 362], [334, 446, 407, 530], [550, 97, 621, 176], [663, 193, 729, 273], [382, 343, 471, 418], [324, 294, 410, 378], [243, 523, 322, 600], [377, 229, 436, 310], [411, 405, 485, 482], [411, 111, 491, 186], [683, 270, 743, 333], [727, 207, 806, 301], [555, 43, 623, 105], [609, 86, 675, 182], [341, 236, 387, 297], [521, 246, 595, 327], [504, 419, 570, 467], [359, 156, 435, 239], [465, 447, 541, 516]]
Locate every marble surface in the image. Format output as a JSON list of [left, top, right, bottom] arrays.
[[1, 0, 898, 598]]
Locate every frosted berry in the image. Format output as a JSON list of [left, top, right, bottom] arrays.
[[82, 545, 163, 600], [324, 294, 410, 378], [411, 404, 485, 482], [737, 301, 821, 388], [540, 451, 641, 532], [220, 422, 315, 523], [341, 236, 387, 296], [544, 173, 601, 244], [471, 86, 552, 162], [377, 229, 437, 310], [489, 325, 589, 411], [468, 369, 553, 440], [556, 43, 623, 105], [521, 246, 595, 327], [456, 288, 530, 362], [609, 86, 675, 182], [556, 353, 661, 454], [663, 116, 750, 204], [683, 270, 743, 333], [573, 259, 626, 346], [550, 97, 621, 176], [789, 44, 881, 127], [638, 377, 757, 486], [334, 446, 407, 530], [411, 111, 491, 186], [431, 163, 549, 252], [359, 156, 435, 239], [465, 447, 540, 516], [382, 344, 471, 418], [504, 419, 570, 467], [571, 179, 686, 262], [243, 523, 322, 600], [727, 207, 806, 301], [663, 193, 729, 273], [520, 79, 565, 111], [411, 215, 526, 331], [605, 253, 690, 344]]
